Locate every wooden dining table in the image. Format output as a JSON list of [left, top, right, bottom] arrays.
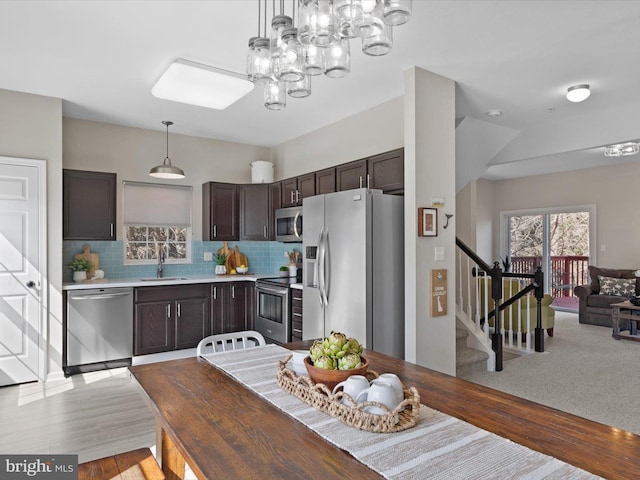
[[129, 342, 640, 479]]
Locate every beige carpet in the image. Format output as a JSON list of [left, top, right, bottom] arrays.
[[460, 311, 640, 435]]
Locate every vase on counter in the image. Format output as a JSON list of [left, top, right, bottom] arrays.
[[73, 271, 87, 283], [215, 265, 226, 275], [288, 265, 297, 278]]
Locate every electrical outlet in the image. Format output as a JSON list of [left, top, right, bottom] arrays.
[[204, 252, 213, 261]]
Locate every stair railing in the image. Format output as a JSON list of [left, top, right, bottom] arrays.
[[456, 238, 546, 372]]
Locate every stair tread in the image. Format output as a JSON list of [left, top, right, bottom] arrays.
[[456, 346, 489, 366]]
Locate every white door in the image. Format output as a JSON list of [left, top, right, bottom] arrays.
[[0, 158, 46, 386]]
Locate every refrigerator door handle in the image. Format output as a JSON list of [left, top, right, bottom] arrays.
[[322, 229, 330, 305], [316, 227, 324, 307]]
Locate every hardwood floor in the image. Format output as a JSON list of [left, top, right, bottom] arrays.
[[0, 367, 155, 463]]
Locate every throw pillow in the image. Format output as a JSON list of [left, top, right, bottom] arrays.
[[598, 276, 635, 296]]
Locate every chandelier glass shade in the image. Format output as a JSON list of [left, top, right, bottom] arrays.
[[604, 142, 640, 157], [247, 0, 412, 110]]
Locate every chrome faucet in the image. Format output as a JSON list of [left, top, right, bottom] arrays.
[[157, 250, 165, 278]]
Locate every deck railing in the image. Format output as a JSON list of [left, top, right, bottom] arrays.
[[510, 256, 589, 297]]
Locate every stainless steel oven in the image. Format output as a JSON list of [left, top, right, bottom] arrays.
[[275, 206, 303, 243], [255, 277, 296, 344]]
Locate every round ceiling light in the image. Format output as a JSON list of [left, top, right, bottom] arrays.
[[604, 142, 640, 157], [566, 84, 591, 103]]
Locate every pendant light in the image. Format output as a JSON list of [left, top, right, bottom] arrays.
[[149, 121, 185, 179]]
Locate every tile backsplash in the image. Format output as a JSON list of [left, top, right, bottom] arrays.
[[63, 240, 300, 283]]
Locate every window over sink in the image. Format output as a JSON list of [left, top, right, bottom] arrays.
[[123, 181, 192, 264]]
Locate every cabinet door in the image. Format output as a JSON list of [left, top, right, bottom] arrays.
[[336, 159, 367, 191], [225, 282, 255, 332], [134, 301, 173, 355], [240, 184, 270, 241], [202, 182, 238, 241], [63, 169, 116, 240], [368, 148, 404, 193], [281, 178, 298, 207], [315, 168, 336, 195], [210, 283, 227, 335], [297, 173, 316, 203], [269, 182, 282, 241], [175, 298, 211, 350]]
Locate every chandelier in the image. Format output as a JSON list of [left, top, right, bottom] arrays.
[[246, 0, 412, 110]]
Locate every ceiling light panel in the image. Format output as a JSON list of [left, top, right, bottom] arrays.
[[152, 59, 254, 110]]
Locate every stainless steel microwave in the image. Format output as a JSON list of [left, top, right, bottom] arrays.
[[275, 206, 302, 243]]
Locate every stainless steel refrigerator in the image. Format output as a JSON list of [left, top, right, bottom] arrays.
[[302, 188, 404, 359]]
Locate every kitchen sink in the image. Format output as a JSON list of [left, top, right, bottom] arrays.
[[140, 277, 189, 282]]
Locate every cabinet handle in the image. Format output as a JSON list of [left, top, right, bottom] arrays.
[[264, 225, 267, 238], [231, 285, 235, 299], [296, 190, 300, 204], [290, 191, 294, 204], [110, 223, 114, 237], [292, 328, 302, 333], [166, 304, 170, 318], [359, 176, 363, 188], [367, 174, 370, 189], [293, 313, 302, 317], [213, 286, 217, 300], [213, 225, 217, 238], [177, 303, 181, 317]]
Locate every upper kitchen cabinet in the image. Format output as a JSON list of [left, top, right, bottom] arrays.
[[281, 173, 315, 207], [63, 169, 116, 240], [336, 159, 367, 191], [202, 182, 238, 241], [367, 148, 404, 194], [239, 184, 270, 241], [315, 167, 336, 195], [269, 182, 281, 241]]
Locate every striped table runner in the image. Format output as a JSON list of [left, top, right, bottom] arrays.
[[202, 345, 600, 480]]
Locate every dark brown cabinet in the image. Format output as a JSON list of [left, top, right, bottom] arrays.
[[134, 284, 209, 355], [202, 182, 238, 241], [336, 159, 367, 191], [291, 288, 303, 342], [240, 184, 270, 241], [210, 283, 227, 335], [315, 167, 336, 194], [63, 169, 116, 240], [226, 282, 255, 332], [269, 182, 281, 241], [367, 148, 404, 193], [282, 173, 315, 207]]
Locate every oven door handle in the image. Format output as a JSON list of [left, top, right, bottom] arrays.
[[256, 283, 289, 296], [317, 227, 325, 308]]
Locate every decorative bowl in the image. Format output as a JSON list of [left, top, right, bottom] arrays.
[[236, 266, 248, 274], [304, 355, 369, 390]]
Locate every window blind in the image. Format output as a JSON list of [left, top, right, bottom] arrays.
[[123, 181, 192, 226]]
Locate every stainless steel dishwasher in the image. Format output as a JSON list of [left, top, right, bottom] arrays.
[[65, 287, 134, 376]]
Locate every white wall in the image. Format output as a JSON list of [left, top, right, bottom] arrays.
[[272, 97, 404, 179], [0, 88, 63, 379], [63, 118, 271, 240], [475, 161, 640, 269], [404, 67, 456, 374]]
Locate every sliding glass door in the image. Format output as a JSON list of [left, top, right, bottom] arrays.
[[505, 208, 592, 311]]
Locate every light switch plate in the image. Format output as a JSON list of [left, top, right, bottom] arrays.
[[204, 252, 213, 261], [434, 246, 445, 261]]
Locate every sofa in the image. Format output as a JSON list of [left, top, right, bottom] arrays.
[[574, 266, 639, 327], [478, 278, 555, 335]]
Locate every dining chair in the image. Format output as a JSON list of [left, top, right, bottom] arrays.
[[196, 330, 266, 357]]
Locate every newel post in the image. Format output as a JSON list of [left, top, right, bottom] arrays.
[[534, 266, 544, 352], [491, 262, 503, 371]]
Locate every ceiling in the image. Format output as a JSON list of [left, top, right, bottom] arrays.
[[1, 1, 639, 179]]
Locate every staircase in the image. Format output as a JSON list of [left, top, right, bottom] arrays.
[[456, 319, 489, 377]]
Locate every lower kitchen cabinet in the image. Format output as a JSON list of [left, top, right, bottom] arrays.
[[211, 281, 256, 335], [134, 284, 209, 355], [291, 288, 303, 342]]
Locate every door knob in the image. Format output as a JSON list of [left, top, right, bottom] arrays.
[[26, 281, 36, 288]]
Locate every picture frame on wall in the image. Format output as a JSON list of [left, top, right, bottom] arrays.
[[418, 207, 437, 237]]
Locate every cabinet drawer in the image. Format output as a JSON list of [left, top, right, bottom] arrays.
[[292, 296, 302, 310], [135, 284, 208, 303]]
